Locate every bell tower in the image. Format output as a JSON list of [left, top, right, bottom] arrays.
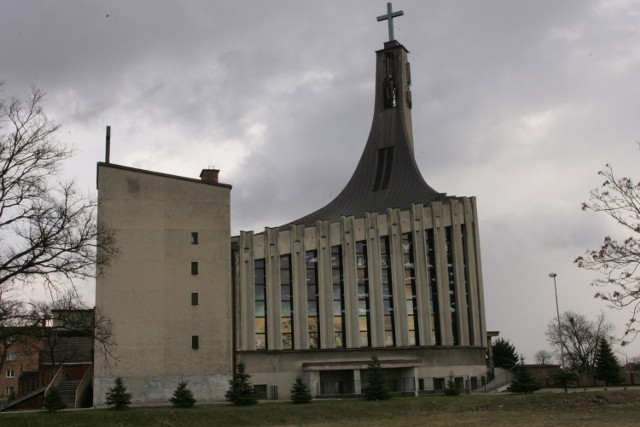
[[283, 2, 447, 228]]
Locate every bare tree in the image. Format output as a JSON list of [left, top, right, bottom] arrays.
[[534, 350, 553, 365], [0, 83, 116, 293], [576, 160, 640, 344], [28, 291, 116, 370], [0, 83, 118, 377], [545, 311, 614, 375]]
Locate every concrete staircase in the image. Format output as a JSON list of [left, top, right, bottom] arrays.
[[57, 380, 80, 409]]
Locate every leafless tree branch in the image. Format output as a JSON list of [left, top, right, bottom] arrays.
[[0, 82, 119, 372], [576, 159, 640, 344]]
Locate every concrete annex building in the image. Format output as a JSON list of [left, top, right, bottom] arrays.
[[94, 7, 489, 405]]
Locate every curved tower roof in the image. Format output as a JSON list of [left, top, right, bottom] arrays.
[[282, 40, 451, 229]]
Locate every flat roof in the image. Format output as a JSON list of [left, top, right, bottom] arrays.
[[97, 162, 232, 190]]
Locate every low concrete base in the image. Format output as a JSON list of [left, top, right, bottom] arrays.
[[94, 374, 231, 407]]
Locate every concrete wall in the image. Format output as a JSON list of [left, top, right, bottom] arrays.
[[240, 346, 486, 399], [94, 164, 233, 405], [94, 374, 230, 407]]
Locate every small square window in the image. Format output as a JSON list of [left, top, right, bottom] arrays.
[[6, 353, 16, 362], [5, 386, 14, 397], [191, 232, 199, 245], [191, 293, 199, 305], [6, 369, 15, 379], [191, 262, 198, 275], [254, 384, 267, 400], [192, 336, 199, 350]]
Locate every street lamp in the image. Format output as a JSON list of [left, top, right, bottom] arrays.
[[548, 273, 565, 371]]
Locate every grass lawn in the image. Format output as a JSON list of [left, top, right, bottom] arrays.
[[2, 389, 640, 427]]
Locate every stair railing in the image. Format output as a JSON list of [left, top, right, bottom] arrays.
[[75, 365, 94, 409], [44, 366, 66, 397]]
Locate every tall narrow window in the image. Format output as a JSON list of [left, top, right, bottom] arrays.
[[191, 336, 199, 350], [402, 233, 419, 346], [191, 261, 198, 275], [191, 232, 199, 244], [280, 255, 293, 349], [255, 259, 267, 349], [331, 246, 345, 348], [306, 251, 320, 349], [356, 241, 370, 347], [191, 292, 199, 306], [426, 229, 441, 345], [445, 227, 459, 345], [373, 147, 394, 192], [383, 51, 397, 108], [380, 236, 395, 347]]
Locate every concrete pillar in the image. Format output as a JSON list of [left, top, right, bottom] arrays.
[[450, 199, 470, 346], [432, 202, 453, 345], [265, 227, 281, 350], [366, 212, 384, 347], [469, 197, 487, 347], [463, 198, 482, 346], [341, 216, 360, 348], [388, 208, 408, 346], [316, 220, 333, 349], [290, 225, 308, 350], [307, 370, 320, 396], [239, 231, 255, 350], [410, 204, 430, 346]]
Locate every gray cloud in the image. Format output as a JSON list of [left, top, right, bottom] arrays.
[[2, 0, 640, 360]]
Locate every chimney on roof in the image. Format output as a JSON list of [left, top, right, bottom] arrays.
[[200, 168, 219, 183]]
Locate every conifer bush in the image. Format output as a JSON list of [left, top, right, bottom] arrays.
[[594, 338, 623, 386], [225, 361, 258, 405], [362, 356, 390, 400], [43, 386, 66, 412], [508, 357, 540, 394], [444, 372, 460, 396], [170, 380, 196, 408], [105, 377, 132, 410], [551, 368, 578, 392], [290, 376, 312, 404], [492, 338, 519, 369]]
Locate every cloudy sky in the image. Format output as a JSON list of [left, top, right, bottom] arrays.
[[3, 0, 640, 362]]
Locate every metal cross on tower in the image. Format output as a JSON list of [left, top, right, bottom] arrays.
[[377, 2, 404, 42]]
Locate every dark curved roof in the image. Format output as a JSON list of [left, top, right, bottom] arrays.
[[281, 41, 450, 229]]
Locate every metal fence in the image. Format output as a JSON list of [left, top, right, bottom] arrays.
[[315, 373, 497, 397]]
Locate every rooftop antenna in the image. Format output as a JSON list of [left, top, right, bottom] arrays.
[[105, 125, 111, 164]]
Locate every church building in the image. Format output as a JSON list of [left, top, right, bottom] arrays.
[[94, 5, 488, 405]]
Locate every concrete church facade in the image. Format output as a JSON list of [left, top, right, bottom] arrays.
[[94, 9, 488, 406]]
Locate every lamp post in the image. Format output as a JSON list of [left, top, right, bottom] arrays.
[[549, 273, 565, 371]]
